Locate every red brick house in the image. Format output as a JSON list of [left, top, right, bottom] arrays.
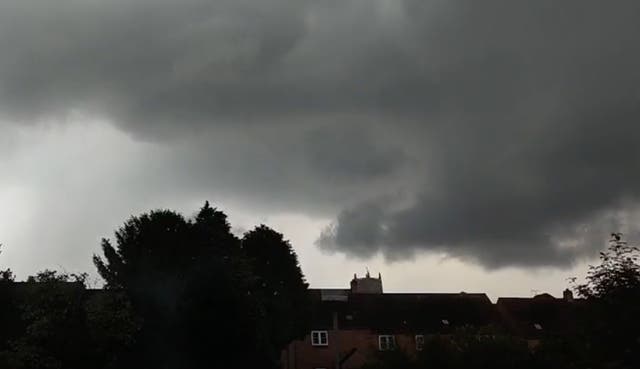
[[281, 272, 495, 369]]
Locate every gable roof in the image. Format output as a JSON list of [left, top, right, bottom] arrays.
[[308, 290, 495, 333], [496, 296, 584, 338]]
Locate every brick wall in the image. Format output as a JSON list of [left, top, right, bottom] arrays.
[[281, 330, 421, 369]]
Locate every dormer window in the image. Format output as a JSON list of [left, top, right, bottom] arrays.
[[311, 331, 328, 346]]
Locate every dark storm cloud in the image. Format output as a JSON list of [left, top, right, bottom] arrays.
[[2, 0, 640, 267]]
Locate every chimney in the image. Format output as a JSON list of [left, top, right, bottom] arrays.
[[563, 288, 574, 302]]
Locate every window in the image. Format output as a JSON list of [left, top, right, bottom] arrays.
[[378, 335, 396, 351], [311, 330, 328, 346], [533, 323, 543, 330], [415, 335, 425, 351], [441, 319, 450, 325]]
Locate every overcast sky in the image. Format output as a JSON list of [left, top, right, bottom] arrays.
[[2, 0, 640, 299]]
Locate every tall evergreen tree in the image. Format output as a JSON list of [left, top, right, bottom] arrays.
[[242, 225, 310, 363], [93, 204, 273, 369]]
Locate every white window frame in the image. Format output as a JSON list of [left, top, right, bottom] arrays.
[[415, 334, 425, 351], [311, 330, 328, 346], [378, 335, 396, 351]]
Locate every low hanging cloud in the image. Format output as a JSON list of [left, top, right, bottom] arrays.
[[2, 0, 640, 268]]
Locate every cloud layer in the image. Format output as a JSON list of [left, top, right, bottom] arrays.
[[2, 0, 640, 268]]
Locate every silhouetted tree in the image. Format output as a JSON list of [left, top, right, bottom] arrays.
[[455, 332, 531, 369], [182, 203, 271, 369], [0, 243, 13, 283], [0, 271, 88, 369], [531, 337, 589, 369], [362, 328, 533, 369], [576, 233, 640, 299], [0, 269, 14, 282], [83, 290, 141, 369], [242, 225, 310, 362], [0, 269, 139, 369], [0, 243, 18, 364], [573, 233, 640, 368], [93, 203, 273, 369]]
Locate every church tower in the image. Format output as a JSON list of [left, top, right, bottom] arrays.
[[350, 269, 383, 294]]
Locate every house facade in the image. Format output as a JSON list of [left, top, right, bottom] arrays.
[[281, 272, 496, 369], [282, 272, 578, 369]]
